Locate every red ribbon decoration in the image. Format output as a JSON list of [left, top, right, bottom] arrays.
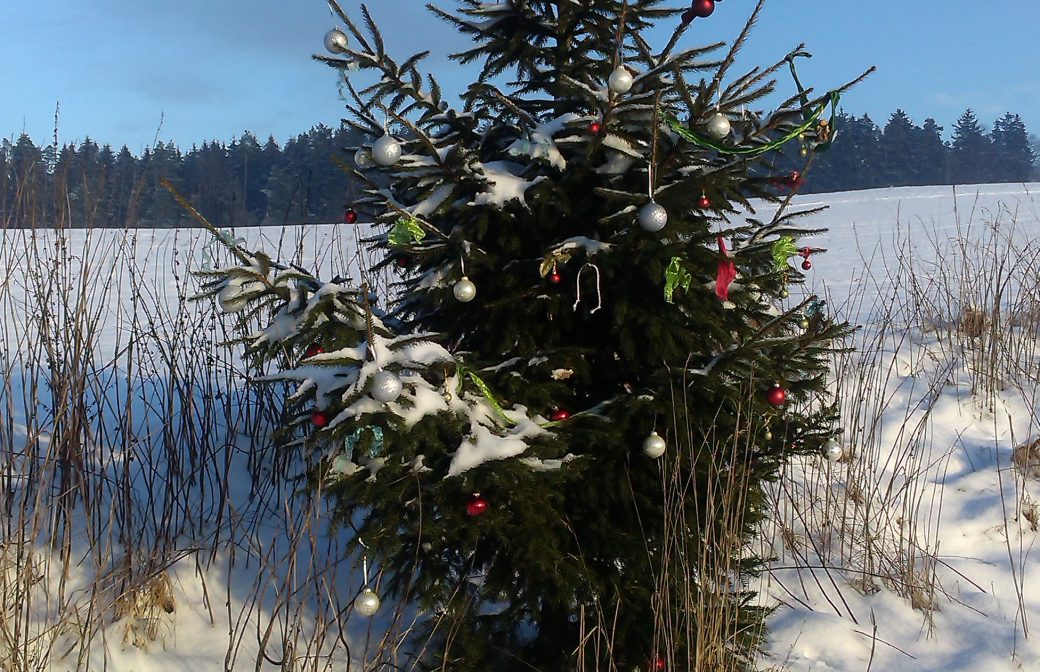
[[716, 236, 737, 301]]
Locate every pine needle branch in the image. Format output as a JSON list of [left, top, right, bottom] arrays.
[[708, 0, 767, 105]]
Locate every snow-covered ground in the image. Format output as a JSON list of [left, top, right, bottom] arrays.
[[759, 183, 1040, 671], [1, 183, 1039, 670]]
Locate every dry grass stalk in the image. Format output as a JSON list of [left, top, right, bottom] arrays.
[[0, 169, 371, 670]]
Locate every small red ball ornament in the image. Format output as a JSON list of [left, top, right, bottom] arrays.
[[343, 208, 358, 224], [549, 270, 562, 284], [765, 385, 787, 408], [551, 408, 571, 422], [466, 493, 488, 517], [311, 410, 330, 427], [801, 258, 813, 271], [690, 0, 715, 18], [650, 656, 666, 671], [589, 122, 602, 135], [304, 344, 325, 358], [396, 255, 414, 268], [698, 195, 712, 209]]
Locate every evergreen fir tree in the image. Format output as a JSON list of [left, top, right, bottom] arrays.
[[194, 1, 866, 669], [991, 112, 1034, 183], [879, 109, 917, 187], [818, 113, 881, 191], [916, 118, 948, 186], [950, 108, 991, 185], [1031, 134, 1040, 180]]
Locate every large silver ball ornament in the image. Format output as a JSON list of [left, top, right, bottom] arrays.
[[354, 588, 381, 617], [370, 370, 403, 403], [324, 28, 350, 54], [608, 66, 634, 94], [706, 112, 731, 140], [371, 134, 402, 166], [824, 439, 844, 463], [643, 432, 666, 459], [354, 147, 374, 169], [638, 201, 668, 232], [453, 277, 477, 303]]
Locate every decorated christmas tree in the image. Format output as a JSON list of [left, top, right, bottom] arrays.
[[193, 1, 869, 669]]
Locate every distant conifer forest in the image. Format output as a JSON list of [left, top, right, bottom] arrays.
[[0, 109, 1036, 228]]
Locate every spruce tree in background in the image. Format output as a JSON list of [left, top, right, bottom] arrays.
[[810, 113, 881, 191], [917, 118, 948, 186], [1031, 135, 1040, 180], [879, 109, 917, 186], [991, 112, 1035, 183], [950, 109, 992, 185]]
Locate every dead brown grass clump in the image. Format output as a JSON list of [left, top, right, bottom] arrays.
[[1012, 438, 1040, 479]]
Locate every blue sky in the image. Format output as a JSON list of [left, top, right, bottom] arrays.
[[3, 1, 1038, 153]]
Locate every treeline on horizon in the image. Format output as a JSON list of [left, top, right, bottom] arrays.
[[798, 109, 1037, 194], [0, 108, 1036, 228]]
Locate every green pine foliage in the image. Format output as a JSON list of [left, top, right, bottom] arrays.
[[950, 109, 993, 185], [991, 112, 1035, 183], [199, 1, 867, 670]]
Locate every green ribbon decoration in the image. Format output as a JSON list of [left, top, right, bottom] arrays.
[[666, 91, 840, 156], [457, 367, 517, 427], [388, 217, 427, 247], [771, 236, 799, 272], [664, 257, 692, 303]]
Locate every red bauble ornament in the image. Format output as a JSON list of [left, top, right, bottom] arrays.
[[466, 493, 488, 517], [396, 255, 414, 268], [690, 0, 715, 18], [589, 122, 602, 135], [304, 344, 325, 358], [551, 408, 571, 422], [549, 270, 562, 284], [765, 385, 787, 408], [650, 656, 667, 671], [801, 258, 813, 271], [698, 195, 712, 209], [311, 410, 330, 427], [343, 208, 358, 224]]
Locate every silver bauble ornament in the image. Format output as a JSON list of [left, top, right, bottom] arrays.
[[638, 201, 668, 232], [371, 135, 402, 166], [799, 317, 811, 330], [453, 277, 477, 303], [779, 288, 790, 299], [607, 66, 634, 94], [824, 439, 844, 463], [354, 147, 374, 169], [370, 370, 403, 403], [706, 112, 731, 140], [642, 432, 666, 459], [354, 588, 381, 617], [324, 28, 349, 54], [763, 429, 773, 441]]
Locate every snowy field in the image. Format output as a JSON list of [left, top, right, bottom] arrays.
[[1, 183, 1039, 670]]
